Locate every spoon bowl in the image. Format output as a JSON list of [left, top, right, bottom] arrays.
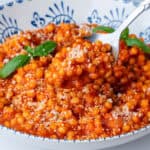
[[88, 0, 150, 60]]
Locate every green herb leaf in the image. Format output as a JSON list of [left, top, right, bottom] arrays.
[[92, 25, 115, 33], [126, 38, 150, 53], [33, 41, 57, 57], [25, 41, 57, 57], [24, 46, 34, 56], [120, 27, 129, 40], [0, 55, 30, 79]]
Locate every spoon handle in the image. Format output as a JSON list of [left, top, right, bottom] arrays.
[[116, 0, 150, 35]]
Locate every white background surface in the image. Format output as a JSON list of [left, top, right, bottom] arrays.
[[0, 0, 149, 149], [106, 134, 150, 150]]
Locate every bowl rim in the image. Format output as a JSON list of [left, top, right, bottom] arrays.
[[0, 124, 150, 143], [0, 0, 150, 143]]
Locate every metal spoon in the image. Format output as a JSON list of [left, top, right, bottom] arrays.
[[88, 0, 150, 60]]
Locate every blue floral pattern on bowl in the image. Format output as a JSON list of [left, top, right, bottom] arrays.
[[87, 9, 102, 24], [103, 8, 128, 29], [45, 1, 75, 24], [31, 12, 46, 28], [140, 27, 150, 43], [87, 8, 128, 29], [115, 0, 143, 6], [0, 14, 21, 42]]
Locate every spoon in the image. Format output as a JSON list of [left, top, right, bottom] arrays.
[[88, 0, 150, 60]]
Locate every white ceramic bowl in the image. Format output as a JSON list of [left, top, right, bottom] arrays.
[[0, 0, 150, 150]]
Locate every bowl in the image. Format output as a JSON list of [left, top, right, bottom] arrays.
[[0, 0, 150, 150]]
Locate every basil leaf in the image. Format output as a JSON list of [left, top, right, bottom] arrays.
[[120, 27, 129, 40], [0, 55, 30, 78], [24, 46, 34, 56], [0, 41, 57, 79], [126, 38, 150, 53], [32, 41, 57, 57], [92, 25, 115, 33]]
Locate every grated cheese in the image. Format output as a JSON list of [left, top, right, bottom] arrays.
[[68, 45, 87, 59]]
